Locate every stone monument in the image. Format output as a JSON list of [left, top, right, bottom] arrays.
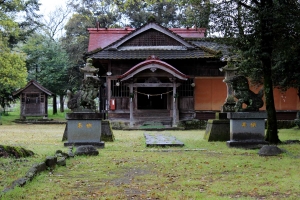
[[64, 58, 105, 148], [226, 75, 268, 148]]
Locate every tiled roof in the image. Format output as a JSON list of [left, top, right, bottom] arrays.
[[104, 22, 196, 51], [86, 22, 227, 60], [89, 49, 216, 60], [189, 39, 229, 56]]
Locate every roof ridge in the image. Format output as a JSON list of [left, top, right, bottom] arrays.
[[13, 80, 53, 96], [85, 22, 198, 56], [199, 46, 222, 56]]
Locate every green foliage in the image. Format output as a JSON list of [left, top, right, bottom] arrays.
[[111, 121, 127, 129], [0, 42, 27, 112], [21, 33, 72, 96], [180, 0, 211, 30], [120, 0, 183, 28], [0, 0, 40, 113], [0, 0, 41, 47], [0, 145, 34, 158], [61, 13, 93, 65], [139, 121, 165, 129], [179, 119, 207, 130], [276, 120, 297, 129], [0, 48, 27, 89], [295, 111, 300, 128], [295, 119, 300, 128], [69, 0, 121, 28]]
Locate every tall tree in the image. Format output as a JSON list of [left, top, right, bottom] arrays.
[[21, 33, 71, 113], [68, 0, 121, 28], [180, 0, 211, 30], [41, 6, 72, 40], [118, 0, 183, 28], [0, 41, 27, 113], [0, 0, 40, 112], [62, 0, 122, 92], [209, 0, 300, 144]]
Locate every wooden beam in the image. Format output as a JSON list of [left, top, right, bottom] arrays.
[[129, 84, 134, 127], [131, 83, 181, 87]]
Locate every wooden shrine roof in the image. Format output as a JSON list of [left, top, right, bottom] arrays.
[[13, 80, 53, 96]]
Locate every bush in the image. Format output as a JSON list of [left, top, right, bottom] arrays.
[[295, 119, 300, 128], [275, 120, 296, 129], [179, 119, 207, 130], [111, 121, 128, 130]]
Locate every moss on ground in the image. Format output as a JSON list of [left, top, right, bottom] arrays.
[[0, 145, 34, 158]]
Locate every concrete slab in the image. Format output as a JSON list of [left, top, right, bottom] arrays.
[[144, 132, 184, 147]]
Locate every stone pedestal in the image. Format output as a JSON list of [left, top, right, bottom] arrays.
[[204, 113, 230, 141], [227, 112, 269, 148], [64, 113, 105, 148]]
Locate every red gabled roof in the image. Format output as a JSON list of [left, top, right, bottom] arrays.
[[87, 22, 206, 52], [118, 55, 189, 81], [87, 27, 135, 52], [13, 80, 53, 96]]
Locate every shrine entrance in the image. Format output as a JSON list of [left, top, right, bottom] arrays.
[[137, 87, 168, 109], [115, 56, 189, 127]]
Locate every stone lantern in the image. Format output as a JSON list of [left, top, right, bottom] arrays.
[[219, 62, 238, 112]]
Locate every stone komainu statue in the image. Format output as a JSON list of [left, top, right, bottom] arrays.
[[67, 58, 101, 111], [67, 77, 100, 111], [228, 75, 264, 112]]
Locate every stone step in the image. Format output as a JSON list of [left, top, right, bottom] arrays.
[[135, 118, 173, 127], [134, 113, 170, 118]]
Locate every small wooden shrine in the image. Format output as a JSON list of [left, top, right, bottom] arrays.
[[13, 80, 53, 119]]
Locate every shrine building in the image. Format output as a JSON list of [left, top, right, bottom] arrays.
[[85, 21, 300, 127]]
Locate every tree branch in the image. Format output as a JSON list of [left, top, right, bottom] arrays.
[[238, 1, 258, 12], [252, 0, 260, 6]]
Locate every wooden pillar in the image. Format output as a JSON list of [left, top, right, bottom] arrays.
[[172, 80, 177, 127], [129, 83, 134, 127], [45, 93, 48, 118], [107, 77, 111, 104]]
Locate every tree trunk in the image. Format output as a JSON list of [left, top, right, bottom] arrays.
[[263, 65, 279, 143], [60, 95, 64, 112], [260, 0, 280, 144], [53, 95, 57, 115]]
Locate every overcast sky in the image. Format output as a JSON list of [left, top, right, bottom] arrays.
[[38, 0, 68, 15]]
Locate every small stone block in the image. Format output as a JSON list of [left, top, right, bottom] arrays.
[[204, 119, 230, 141], [75, 145, 99, 156], [57, 157, 66, 166], [12, 177, 29, 187], [32, 162, 47, 173], [258, 145, 283, 156], [45, 156, 57, 168]]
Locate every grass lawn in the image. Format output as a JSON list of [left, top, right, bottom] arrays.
[[0, 110, 300, 199]]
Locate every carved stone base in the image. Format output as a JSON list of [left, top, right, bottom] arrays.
[[63, 112, 104, 148], [226, 140, 268, 149], [227, 112, 268, 149], [64, 142, 105, 148]]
